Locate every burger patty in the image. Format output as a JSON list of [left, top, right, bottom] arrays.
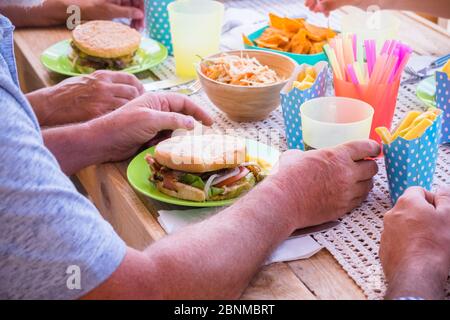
[[69, 41, 137, 71]]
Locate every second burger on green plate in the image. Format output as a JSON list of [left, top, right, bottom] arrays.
[[41, 20, 168, 76]]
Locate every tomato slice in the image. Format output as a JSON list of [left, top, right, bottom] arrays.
[[214, 167, 250, 188]]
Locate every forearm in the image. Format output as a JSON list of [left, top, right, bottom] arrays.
[[385, 255, 449, 300], [143, 180, 295, 299], [42, 123, 102, 175], [26, 89, 52, 126], [0, 1, 68, 27]]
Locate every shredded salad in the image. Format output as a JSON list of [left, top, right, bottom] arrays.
[[200, 53, 282, 86]]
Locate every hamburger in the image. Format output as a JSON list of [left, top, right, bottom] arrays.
[[70, 20, 142, 73], [145, 135, 266, 202]]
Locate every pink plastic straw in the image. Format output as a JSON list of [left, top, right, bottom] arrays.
[[352, 34, 357, 61], [346, 64, 359, 85], [381, 40, 390, 55], [392, 48, 412, 81]]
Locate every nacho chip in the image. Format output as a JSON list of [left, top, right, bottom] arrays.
[[291, 29, 311, 54], [269, 13, 286, 29], [251, 14, 337, 55], [310, 41, 327, 54], [242, 34, 254, 46]]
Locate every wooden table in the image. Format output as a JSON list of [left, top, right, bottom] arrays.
[[13, 7, 449, 300]]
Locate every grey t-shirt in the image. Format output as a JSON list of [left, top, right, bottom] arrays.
[[0, 15, 126, 299]]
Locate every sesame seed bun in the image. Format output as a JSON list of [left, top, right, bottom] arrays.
[[154, 135, 247, 173], [71, 20, 141, 59]]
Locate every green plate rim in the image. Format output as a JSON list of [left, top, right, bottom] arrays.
[[126, 139, 281, 207], [416, 76, 436, 108], [40, 37, 168, 76]]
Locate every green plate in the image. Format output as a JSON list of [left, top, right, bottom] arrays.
[[416, 76, 436, 108], [40, 37, 168, 76], [127, 139, 281, 207]]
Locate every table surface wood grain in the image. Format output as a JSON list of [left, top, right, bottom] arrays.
[[13, 7, 450, 300]]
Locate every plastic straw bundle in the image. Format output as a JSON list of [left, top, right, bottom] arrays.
[[324, 35, 412, 87], [324, 34, 413, 143]]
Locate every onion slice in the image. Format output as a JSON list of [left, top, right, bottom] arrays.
[[204, 174, 218, 200], [211, 167, 240, 186]]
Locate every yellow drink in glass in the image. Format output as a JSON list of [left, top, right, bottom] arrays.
[[168, 0, 224, 78]]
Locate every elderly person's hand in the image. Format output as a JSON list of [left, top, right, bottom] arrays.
[[380, 186, 450, 300], [27, 70, 144, 127], [85, 92, 213, 162], [74, 0, 145, 30], [305, 0, 373, 16], [266, 140, 380, 229]]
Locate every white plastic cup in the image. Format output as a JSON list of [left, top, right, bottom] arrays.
[[168, 0, 224, 78], [300, 97, 374, 150]]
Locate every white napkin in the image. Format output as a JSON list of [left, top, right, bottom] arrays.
[[158, 207, 323, 265]]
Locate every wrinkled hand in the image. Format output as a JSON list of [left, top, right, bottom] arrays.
[[87, 92, 214, 162], [380, 186, 450, 299], [305, 0, 373, 16], [28, 70, 144, 126], [268, 140, 380, 229], [69, 0, 145, 30]]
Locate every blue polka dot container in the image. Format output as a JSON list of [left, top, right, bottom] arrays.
[[280, 61, 329, 150], [145, 0, 174, 55], [383, 112, 443, 205], [435, 71, 449, 144]]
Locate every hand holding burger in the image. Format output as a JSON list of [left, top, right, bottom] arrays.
[[85, 92, 214, 163]]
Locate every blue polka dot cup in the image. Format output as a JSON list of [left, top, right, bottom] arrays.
[[280, 61, 328, 150], [435, 71, 449, 144], [145, 0, 174, 55], [383, 112, 443, 204]]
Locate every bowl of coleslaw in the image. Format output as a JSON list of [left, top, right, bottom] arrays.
[[197, 50, 297, 122]]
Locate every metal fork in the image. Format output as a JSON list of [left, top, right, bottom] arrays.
[[173, 80, 202, 96], [405, 54, 450, 78]]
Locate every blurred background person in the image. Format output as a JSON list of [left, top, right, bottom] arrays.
[[0, 0, 145, 29], [305, 0, 450, 19]]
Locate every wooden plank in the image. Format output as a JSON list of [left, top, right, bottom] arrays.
[[241, 263, 316, 300], [14, 27, 69, 89], [288, 250, 366, 300], [77, 163, 166, 250]]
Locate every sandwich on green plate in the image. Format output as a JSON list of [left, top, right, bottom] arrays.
[[145, 135, 267, 202]]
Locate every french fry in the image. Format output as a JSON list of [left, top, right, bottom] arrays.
[[403, 118, 434, 140], [392, 111, 421, 140], [375, 127, 392, 144]]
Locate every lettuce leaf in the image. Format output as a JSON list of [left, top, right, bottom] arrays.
[[179, 173, 205, 190], [209, 186, 225, 197]]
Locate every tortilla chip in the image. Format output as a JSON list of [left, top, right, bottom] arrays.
[[291, 29, 312, 54], [255, 14, 337, 55], [242, 34, 254, 46], [310, 41, 327, 54], [269, 13, 285, 29], [283, 17, 304, 34]]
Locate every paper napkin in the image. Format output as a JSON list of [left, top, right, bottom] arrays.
[[158, 207, 323, 265]]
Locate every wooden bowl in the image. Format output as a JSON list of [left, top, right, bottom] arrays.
[[197, 50, 297, 122]]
